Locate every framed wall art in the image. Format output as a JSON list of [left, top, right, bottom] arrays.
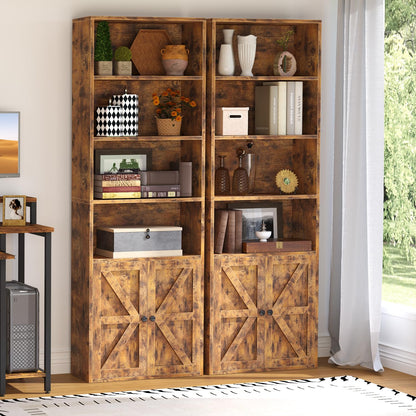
[[0, 112, 20, 178], [228, 201, 283, 241], [2, 195, 26, 226], [94, 149, 152, 174]]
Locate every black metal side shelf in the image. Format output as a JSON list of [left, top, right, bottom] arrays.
[[0, 196, 54, 396]]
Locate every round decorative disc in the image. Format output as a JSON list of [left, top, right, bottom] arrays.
[[275, 169, 298, 193]]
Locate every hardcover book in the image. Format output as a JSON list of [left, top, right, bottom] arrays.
[[94, 191, 141, 199], [94, 186, 141, 193], [262, 81, 287, 135], [94, 180, 141, 187], [223, 210, 236, 253], [179, 162, 192, 197], [242, 238, 312, 253], [141, 184, 180, 198], [214, 210, 229, 254], [286, 81, 296, 135], [255, 85, 278, 135], [141, 170, 179, 186], [94, 173, 141, 181]]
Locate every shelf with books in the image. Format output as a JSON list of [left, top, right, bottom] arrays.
[[72, 16, 206, 382], [205, 18, 320, 375]]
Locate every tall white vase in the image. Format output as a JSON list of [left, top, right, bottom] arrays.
[[223, 29, 234, 45], [237, 34, 257, 77], [218, 44, 235, 75]]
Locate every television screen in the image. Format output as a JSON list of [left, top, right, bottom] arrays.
[[0, 112, 20, 177]]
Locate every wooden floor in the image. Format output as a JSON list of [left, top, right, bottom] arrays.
[[3, 358, 415, 399]]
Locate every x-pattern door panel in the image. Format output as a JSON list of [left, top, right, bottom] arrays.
[[211, 253, 317, 373], [92, 257, 203, 381], [149, 258, 203, 376], [93, 260, 148, 381], [266, 254, 318, 368], [213, 256, 265, 373]]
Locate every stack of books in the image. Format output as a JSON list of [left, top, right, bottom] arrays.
[[94, 173, 141, 199], [254, 81, 303, 136], [141, 170, 181, 198], [214, 209, 243, 254]]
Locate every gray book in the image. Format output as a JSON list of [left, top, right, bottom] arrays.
[[255, 85, 278, 135]]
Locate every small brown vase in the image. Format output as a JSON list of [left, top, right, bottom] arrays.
[[161, 45, 189, 75]]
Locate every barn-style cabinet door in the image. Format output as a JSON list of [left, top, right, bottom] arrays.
[[264, 253, 318, 369], [90, 257, 203, 382], [209, 253, 317, 374]]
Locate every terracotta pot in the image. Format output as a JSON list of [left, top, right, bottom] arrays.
[[156, 117, 182, 136], [161, 45, 189, 75]]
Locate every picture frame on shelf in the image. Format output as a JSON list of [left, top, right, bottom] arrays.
[[95, 149, 152, 174], [228, 201, 283, 241], [0, 112, 20, 178], [2, 195, 26, 226]]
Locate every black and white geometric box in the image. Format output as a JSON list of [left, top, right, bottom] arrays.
[[96, 105, 122, 137], [112, 92, 139, 136]]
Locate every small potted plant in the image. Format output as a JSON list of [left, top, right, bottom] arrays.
[[273, 29, 297, 76], [114, 46, 132, 76], [94, 21, 113, 75], [152, 88, 197, 136]]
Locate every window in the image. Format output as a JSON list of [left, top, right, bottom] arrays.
[[383, 0, 416, 310]]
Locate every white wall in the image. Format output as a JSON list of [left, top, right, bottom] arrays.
[[0, 0, 337, 373]]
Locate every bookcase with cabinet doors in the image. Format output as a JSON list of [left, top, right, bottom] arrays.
[[71, 16, 205, 382], [205, 18, 320, 374]]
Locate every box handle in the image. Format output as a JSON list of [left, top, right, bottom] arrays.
[[229, 114, 242, 119]]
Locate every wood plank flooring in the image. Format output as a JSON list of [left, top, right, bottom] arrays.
[[3, 358, 415, 399]]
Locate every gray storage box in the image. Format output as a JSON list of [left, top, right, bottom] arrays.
[[95, 225, 182, 258], [6, 281, 39, 373]]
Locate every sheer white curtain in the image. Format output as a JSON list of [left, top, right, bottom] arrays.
[[329, 0, 385, 371]]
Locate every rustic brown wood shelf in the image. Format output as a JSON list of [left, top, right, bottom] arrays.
[[94, 135, 203, 142], [5, 371, 46, 380], [72, 15, 320, 383], [72, 16, 206, 382], [205, 18, 320, 375]]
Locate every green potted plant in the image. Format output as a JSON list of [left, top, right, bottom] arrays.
[[273, 29, 297, 76], [114, 46, 132, 76], [94, 21, 113, 75]]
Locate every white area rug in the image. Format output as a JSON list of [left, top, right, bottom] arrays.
[[1, 376, 415, 415]]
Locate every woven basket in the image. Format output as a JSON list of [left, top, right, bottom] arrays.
[[156, 117, 182, 136]]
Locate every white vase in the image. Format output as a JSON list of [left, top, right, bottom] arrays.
[[223, 29, 234, 45], [218, 44, 235, 76], [237, 35, 257, 77]]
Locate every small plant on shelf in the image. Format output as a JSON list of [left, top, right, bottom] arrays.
[[274, 29, 297, 76], [152, 88, 197, 121], [94, 21, 113, 75], [152, 88, 197, 136], [114, 46, 132, 61], [114, 46, 132, 75]]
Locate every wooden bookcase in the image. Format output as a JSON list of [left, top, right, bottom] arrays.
[[71, 17, 205, 382], [72, 16, 320, 382], [205, 19, 320, 374]]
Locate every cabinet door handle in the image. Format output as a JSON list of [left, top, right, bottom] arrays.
[[259, 309, 265, 316], [141, 316, 148, 322], [149, 315, 156, 322], [267, 309, 273, 316]]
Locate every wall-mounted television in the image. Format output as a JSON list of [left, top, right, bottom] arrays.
[[0, 112, 20, 178]]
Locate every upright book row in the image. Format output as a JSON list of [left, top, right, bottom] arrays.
[[255, 81, 303, 136]]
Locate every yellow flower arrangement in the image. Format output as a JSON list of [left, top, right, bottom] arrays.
[[152, 88, 197, 121]]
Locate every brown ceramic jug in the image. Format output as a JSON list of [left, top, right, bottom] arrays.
[[161, 45, 189, 75]]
